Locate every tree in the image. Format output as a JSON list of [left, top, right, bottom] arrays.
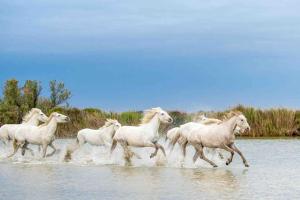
[[50, 80, 71, 108], [22, 80, 42, 109], [2, 79, 23, 123]]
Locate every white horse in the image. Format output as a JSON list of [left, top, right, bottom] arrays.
[[110, 107, 173, 165], [0, 108, 48, 144], [186, 112, 250, 167], [166, 114, 222, 153], [8, 112, 70, 158], [64, 119, 121, 161]]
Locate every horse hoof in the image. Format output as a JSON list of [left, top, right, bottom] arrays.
[[213, 165, 218, 168], [150, 154, 155, 159], [245, 163, 249, 167]]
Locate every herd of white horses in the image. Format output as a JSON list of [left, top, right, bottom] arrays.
[[0, 107, 251, 167]]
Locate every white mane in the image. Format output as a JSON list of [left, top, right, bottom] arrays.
[[22, 108, 41, 123], [101, 119, 119, 129], [140, 107, 162, 124]]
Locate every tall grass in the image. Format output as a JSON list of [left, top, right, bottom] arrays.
[[2, 105, 299, 138], [192, 105, 299, 137]]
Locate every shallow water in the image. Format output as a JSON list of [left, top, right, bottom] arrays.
[[0, 139, 300, 200]]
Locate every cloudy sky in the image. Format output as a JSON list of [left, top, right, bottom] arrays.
[[1, 0, 300, 111]]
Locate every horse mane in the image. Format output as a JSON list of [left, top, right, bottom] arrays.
[[101, 119, 119, 128], [140, 107, 162, 124], [223, 111, 243, 121], [22, 108, 41, 123], [39, 112, 56, 127], [201, 118, 222, 125]]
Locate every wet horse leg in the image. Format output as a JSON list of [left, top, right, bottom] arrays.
[[42, 143, 48, 158], [192, 147, 199, 163], [221, 144, 235, 165], [193, 143, 218, 167], [7, 139, 22, 158], [230, 143, 249, 167], [120, 140, 133, 166], [169, 133, 181, 152], [21, 141, 34, 156], [179, 137, 188, 158], [46, 142, 58, 157]]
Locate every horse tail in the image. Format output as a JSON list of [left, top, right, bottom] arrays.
[[64, 138, 80, 162], [110, 139, 117, 155], [168, 128, 181, 152]]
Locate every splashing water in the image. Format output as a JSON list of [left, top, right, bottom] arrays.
[[0, 139, 226, 168]]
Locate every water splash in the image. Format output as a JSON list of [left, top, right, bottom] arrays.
[[0, 139, 227, 168]]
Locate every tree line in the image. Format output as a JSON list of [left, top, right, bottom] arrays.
[[0, 79, 71, 124], [1, 79, 300, 138]]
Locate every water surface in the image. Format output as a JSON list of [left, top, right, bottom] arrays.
[[0, 139, 300, 200]]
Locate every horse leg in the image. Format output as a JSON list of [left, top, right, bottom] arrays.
[[148, 141, 166, 159], [169, 132, 180, 152], [42, 144, 48, 158], [230, 143, 249, 167], [218, 151, 224, 159], [110, 139, 117, 156], [150, 144, 158, 159], [221, 144, 235, 165], [179, 139, 188, 158], [21, 141, 34, 156], [120, 140, 132, 166], [193, 143, 218, 167], [7, 140, 21, 158], [46, 142, 57, 157], [21, 142, 27, 156], [156, 143, 166, 157], [192, 147, 199, 163]]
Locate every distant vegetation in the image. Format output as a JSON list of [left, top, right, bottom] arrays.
[[0, 79, 299, 138]]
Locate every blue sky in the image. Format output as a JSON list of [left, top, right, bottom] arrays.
[[1, 0, 300, 112]]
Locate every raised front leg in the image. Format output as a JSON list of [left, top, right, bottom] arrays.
[[221, 144, 234, 165], [149, 142, 166, 158], [230, 143, 249, 167], [46, 143, 57, 157]]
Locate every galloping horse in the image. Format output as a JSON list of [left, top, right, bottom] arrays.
[[64, 119, 121, 161], [110, 107, 173, 165], [8, 112, 70, 158], [0, 108, 48, 144], [186, 112, 250, 167]]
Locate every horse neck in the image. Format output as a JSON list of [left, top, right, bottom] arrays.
[[103, 125, 115, 138], [222, 116, 237, 134], [23, 114, 40, 126], [144, 114, 160, 135], [41, 118, 58, 137]]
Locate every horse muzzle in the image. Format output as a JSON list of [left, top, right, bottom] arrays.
[[65, 117, 71, 122]]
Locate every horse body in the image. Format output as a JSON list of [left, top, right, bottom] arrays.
[[64, 119, 121, 161], [111, 107, 173, 165], [8, 112, 69, 158], [0, 108, 48, 143], [115, 117, 160, 147], [189, 113, 250, 167]]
